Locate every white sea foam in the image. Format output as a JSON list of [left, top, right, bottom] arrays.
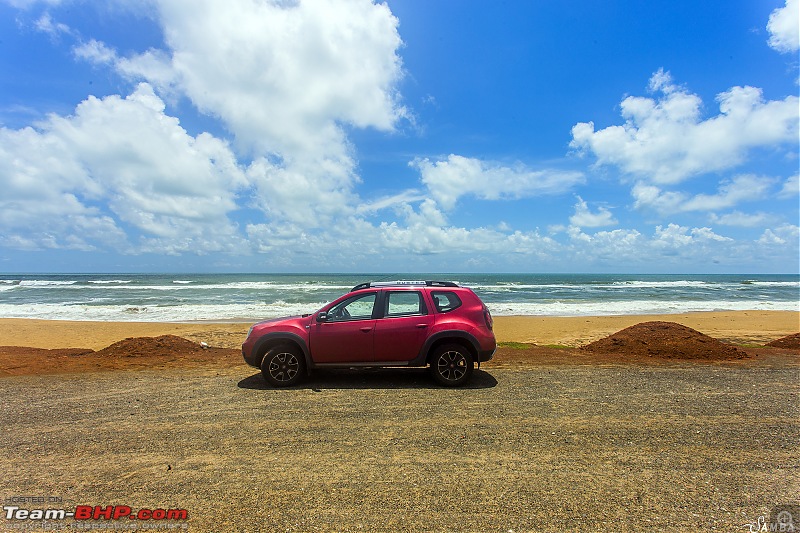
[[18, 280, 78, 287], [486, 299, 800, 316], [0, 298, 795, 322], [0, 280, 352, 292], [0, 301, 328, 322], [742, 281, 800, 287]]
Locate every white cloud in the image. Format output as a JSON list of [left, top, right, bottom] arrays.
[[3, 0, 63, 8], [632, 174, 774, 214], [378, 219, 559, 257], [779, 173, 799, 199], [96, 0, 409, 233], [564, 227, 645, 265], [412, 154, 584, 210], [73, 39, 120, 66], [115, 48, 177, 92], [709, 211, 774, 227], [571, 69, 799, 184], [653, 223, 732, 247], [245, 156, 358, 227], [356, 190, 426, 215], [0, 84, 248, 253], [767, 0, 800, 53], [117, 0, 406, 154], [758, 224, 800, 246], [34, 12, 72, 37], [569, 196, 617, 228]]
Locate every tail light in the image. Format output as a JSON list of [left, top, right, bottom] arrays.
[[483, 307, 493, 331]]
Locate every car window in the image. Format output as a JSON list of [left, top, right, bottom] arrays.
[[327, 293, 376, 322], [386, 291, 427, 317], [431, 291, 462, 313]]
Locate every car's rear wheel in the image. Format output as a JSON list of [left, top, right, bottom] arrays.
[[430, 343, 473, 387], [261, 345, 305, 387]]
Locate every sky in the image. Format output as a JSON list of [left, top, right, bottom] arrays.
[[0, 0, 798, 274]]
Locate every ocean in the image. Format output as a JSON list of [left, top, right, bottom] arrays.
[[0, 273, 797, 322]]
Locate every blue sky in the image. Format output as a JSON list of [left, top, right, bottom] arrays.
[[0, 0, 798, 273]]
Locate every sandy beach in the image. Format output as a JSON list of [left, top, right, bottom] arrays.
[[0, 310, 796, 351]]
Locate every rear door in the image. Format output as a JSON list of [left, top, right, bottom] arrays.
[[372, 290, 434, 362], [310, 292, 377, 363]]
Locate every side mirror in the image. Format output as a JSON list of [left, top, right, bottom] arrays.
[[316, 312, 328, 323]]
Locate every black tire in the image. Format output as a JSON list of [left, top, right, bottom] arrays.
[[261, 345, 305, 387], [430, 343, 474, 387]]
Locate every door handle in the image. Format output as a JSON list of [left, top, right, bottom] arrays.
[[415, 324, 428, 328], [360, 327, 372, 333]]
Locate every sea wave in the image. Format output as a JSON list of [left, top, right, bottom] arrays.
[[486, 299, 799, 316], [0, 298, 795, 322], [0, 281, 356, 292], [611, 280, 713, 288], [17, 280, 78, 287], [0, 301, 327, 322]]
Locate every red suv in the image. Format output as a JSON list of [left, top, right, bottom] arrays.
[[242, 281, 496, 387]]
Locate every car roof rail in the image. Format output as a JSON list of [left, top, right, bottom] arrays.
[[350, 280, 459, 291]]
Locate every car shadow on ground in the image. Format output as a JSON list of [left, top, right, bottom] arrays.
[[237, 367, 498, 390]]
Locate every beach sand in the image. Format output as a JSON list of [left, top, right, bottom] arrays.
[[0, 310, 796, 350]]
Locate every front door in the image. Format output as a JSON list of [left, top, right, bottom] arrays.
[[310, 292, 377, 363]]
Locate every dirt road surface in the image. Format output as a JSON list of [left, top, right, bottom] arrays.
[[2, 357, 798, 532]]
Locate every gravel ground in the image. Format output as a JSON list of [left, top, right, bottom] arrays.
[[1, 361, 798, 532]]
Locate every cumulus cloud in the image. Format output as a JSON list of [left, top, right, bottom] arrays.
[[379, 218, 560, 257], [97, 0, 408, 232], [758, 224, 799, 245], [0, 84, 248, 253], [109, 0, 406, 159], [562, 223, 746, 267], [570, 69, 799, 184], [654, 223, 732, 245], [412, 154, 584, 210], [569, 196, 617, 228], [767, 0, 799, 53], [564, 227, 643, 264], [62, 0, 412, 247]]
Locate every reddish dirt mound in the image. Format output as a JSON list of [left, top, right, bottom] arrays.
[[0, 346, 94, 357], [581, 321, 747, 360], [94, 335, 205, 358], [0, 336, 240, 376], [766, 333, 800, 349]]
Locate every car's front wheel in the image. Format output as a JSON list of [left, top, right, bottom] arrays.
[[430, 343, 474, 387], [261, 345, 305, 387]]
